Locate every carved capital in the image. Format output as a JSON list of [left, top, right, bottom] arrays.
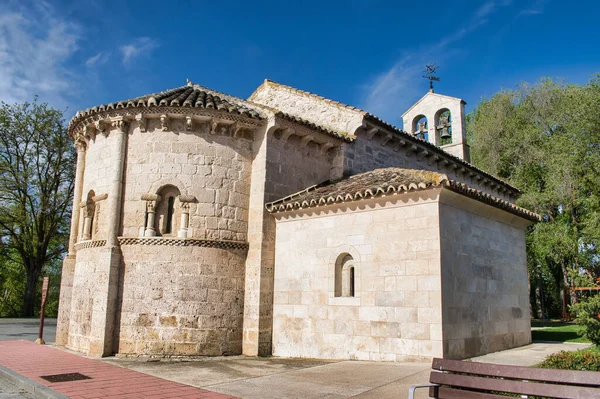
[[141, 193, 160, 201], [135, 113, 147, 132], [74, 138, 87, 152], [160, 115, 169, 131], [179, 195, 197, 203]]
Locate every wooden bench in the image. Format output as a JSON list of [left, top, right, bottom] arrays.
[[408, 357, 600, 398]]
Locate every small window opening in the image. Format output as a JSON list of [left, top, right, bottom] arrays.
[[165, 196, 175, 234], [335, 253, 356, 298]]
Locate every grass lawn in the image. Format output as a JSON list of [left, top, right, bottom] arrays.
[[531, 322, 591, 343]]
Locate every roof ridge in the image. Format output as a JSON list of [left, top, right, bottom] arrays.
[[249, 79, 367, 114]]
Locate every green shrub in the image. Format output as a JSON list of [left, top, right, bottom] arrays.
[[537, 348, 600, 371], [570, 295, 600, 346]]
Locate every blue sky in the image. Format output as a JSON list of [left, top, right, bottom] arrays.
[[1, 0, 598, 128]]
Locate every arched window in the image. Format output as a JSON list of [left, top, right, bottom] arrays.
[[436, 109, 452, 145], [412, 115, 428, 142], [155, 185, 181, 236], [335, 254, 356, 298]]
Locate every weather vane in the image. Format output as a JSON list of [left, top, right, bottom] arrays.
[[423, 64, 440, 92]]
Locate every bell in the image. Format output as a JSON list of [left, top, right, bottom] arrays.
[[440, 128, 451, 140]]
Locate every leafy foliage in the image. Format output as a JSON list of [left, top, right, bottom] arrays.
[[570, 295, 600, 346], [0, 99, 74, 317], [537, 347, 600, 371], [467, 75, 600, 318]]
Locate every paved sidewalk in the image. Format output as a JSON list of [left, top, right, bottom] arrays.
[[0, 341, 235, 399]]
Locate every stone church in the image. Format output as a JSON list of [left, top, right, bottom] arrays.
[[56, 79, 537, 361]]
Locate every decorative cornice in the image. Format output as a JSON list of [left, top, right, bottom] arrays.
[[74, 240, 107, 251], [118, 237, 249, 250]]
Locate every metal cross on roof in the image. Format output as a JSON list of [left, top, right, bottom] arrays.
[[423, 64, 440, 92]]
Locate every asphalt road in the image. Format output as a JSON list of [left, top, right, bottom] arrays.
[[0, 318, 56, 344]]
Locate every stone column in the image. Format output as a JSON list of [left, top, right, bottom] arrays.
[[56, 139, 87, 346], [144, 201, 157, 236], [81, 214, 92, 240], [178, 204, 190, 238], [88, 118, 128, 357]]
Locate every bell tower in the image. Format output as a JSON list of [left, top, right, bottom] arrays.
[[401, 66, 470, 162]]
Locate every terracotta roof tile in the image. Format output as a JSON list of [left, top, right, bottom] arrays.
[[265, 167, 539, 222]]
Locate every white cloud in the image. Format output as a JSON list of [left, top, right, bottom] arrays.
[[359, 0, 516, 124], [120, 37, 158, 65], [86, 52, 102, 66], [0, 2, 80, 107]]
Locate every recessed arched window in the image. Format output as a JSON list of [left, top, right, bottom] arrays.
[[155, 185, 181, 236], [335, 253, 356, 298]]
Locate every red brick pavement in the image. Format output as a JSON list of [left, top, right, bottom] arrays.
[[0, 340, 236, 399]]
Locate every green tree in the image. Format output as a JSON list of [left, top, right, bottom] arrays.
[[0, 100, 75, 317], [467, 76, 600, 317]]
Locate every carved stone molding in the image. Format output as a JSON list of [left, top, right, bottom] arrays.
[[135, 113, 147, 132], [160, 114, 169, 131], [92, 193, 108, 202], [74, 239, 107, 251], [141, 193, 161, 201], [179, 195, 197, 203], [118, 237, 249, 251], [111, 118, 129, 133]]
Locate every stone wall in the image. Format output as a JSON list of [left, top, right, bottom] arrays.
[[348, 132, 514, 203], [439, 192, 531, 359], [67, 246, 106, 353], [122, 119, 254, 241], [271, 192, 443, 361], [79, 132, 118, 240], [250, 81, 364, 134], [116, 244, 246, 356]]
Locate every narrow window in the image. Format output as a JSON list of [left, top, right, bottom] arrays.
[[335, 253, 356, 298], [165, 196, 175, 234], [349, 267, 355, 297]]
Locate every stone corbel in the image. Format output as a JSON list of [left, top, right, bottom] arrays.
[[300, 135, 314, 148], [394, 139, 407, 152], [84, 125, 96, 141], [319, 142, 334, 155], [380, 133, 393, 146], [135, 113, 147, 132], [366, 127, 378, 140], [186, 116, 193, 131], [280, 128, 295, 143], [94, 120, 107, 136], [160, 115, 169, 131], [74, 137, 87, 152], [111, 117, 129, 133]]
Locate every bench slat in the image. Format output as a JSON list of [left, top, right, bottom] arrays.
[[432, 358, 600, 386], [432, 386, 517, 398], [430, 371, 600, 399]]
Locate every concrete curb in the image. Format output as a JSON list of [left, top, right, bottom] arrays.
[[0, 364, 69, 399]]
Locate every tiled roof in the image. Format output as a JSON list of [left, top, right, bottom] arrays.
[[69, 84, 263, 131], [265, 168, 539, 222]]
